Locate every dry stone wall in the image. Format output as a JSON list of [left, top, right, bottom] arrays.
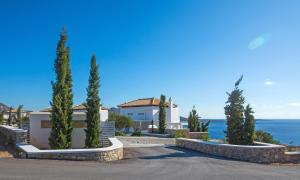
[[176, 138, 287, 163]]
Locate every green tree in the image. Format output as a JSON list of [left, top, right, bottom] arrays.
[[224, 76, 245, 145], [242, 105, 255, 145], [108, 113, 132, 131], [255, 130, 279, 144], [0, 112, 4, 125], [49, 29, 73, 149], [188, 106, 200, 132], [200, 121, 210, 132], [158, 94, 166, 134], [15, 105, 23, 128], [7, 107, 13, 126], [85, 55, 101, 148]]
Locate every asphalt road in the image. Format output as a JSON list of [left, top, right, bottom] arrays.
[[0, 146, 299, 180]]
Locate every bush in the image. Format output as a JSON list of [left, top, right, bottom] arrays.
[[115, 131, 126, 136], [108, 113, 133, 131], [174, 130, 189, 138], [201, 134, 209, 141], [255, 130, 280, 144], [131, 131, 142, 137]]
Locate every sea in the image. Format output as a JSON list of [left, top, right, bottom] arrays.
[[207, 119, 300, 146]]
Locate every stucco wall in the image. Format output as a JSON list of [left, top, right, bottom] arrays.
[[176, 138, 287, 163], [30, 111, 108, 149]]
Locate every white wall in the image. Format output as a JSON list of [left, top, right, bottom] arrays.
[[30, 111, 108, 149], [120, 106, 180, 128], [119, 106, 158, 122], [73, 108, 108, 122]]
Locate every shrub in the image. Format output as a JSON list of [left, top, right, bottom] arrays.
[[108, 113, 133, 131], [254, 130, 280, 144], [174, 130, 189, 138], [131, 130, 142, 137], [115, 131, 126, 136], [201, 121, 210, 132], [201, 134, 209, 141]]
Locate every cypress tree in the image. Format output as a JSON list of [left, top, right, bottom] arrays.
[[188, 106, 200, 132], [242, 104, 255, 145], [7, 107, 13, 126], [158, 94, 166, 134], [85, 55, 101, 148], [0, 112, 3, 125], [15, 105, 23, 128], [224, 76, 245, 145], [49, 29, 73, 149]]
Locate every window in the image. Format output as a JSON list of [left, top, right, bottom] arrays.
[[138, 113, 144, 115], [128, 113, 133, 116]]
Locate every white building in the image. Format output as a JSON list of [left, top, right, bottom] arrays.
[[118, 97, 181, 129], [29, 104, 108, 149]]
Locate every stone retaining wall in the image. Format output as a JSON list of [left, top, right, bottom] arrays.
[[284, 152, 300, 163], [117, 137, 176, 146], [176, 138, 287, 163], [0, 125, 28, 146], [188, 132, 209, 139], [17, 138, 123, 161]]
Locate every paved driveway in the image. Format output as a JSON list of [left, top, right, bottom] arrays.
[[0, 146, 299, 180]]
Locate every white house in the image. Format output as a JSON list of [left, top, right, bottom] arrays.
[[118, 97, 181, 129], [29, 104, 108, 149]]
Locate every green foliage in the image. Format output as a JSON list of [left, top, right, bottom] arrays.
[[255, 130, 280, 144], [0, 112, 3, 125], [174, 130, 189, 138], [131, 130, 142, 136], [201, 133, 209, 141], [22, 116, 29, 123], [242, 105, 255, 145], [108, 113, 132, 131], [200, 121, 210, 132], [158, 94, 166, 134], [115, 131, 126, 136], [188, 106, 200, 132], [7, 107, 13, 126], [224, 76, 254, 144], [151, 119, 154, 133], [15, 105, 23, 128], [85, 55, 101, 148], [49, 29, 73, 149]]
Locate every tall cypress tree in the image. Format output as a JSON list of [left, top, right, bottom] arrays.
[[64, 47, 73, 147], [15, 105, 23, 128], [188, 106, 200, 132], [242, 104, 255, 145], [85, 55, 101, 148], [7, 107, 13, 126], [49, 29, 73, 149], [158, 94, 166, 134], [224, 76, 245, 145], [0, 112, 3, 125]]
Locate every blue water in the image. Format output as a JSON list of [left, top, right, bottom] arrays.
[[208, 119, 300, 145]]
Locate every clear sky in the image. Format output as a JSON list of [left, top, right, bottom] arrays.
[[0, 0, 300, 118]]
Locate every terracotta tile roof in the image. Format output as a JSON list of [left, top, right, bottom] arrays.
[[118, 97, 177, 108], [4, 108, 26, 113]]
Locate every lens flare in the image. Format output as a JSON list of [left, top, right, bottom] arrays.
[[248, 33, 272, 50]]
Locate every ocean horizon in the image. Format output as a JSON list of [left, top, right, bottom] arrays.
[[206, 119, 300, 146]]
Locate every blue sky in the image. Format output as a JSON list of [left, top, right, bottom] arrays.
[[0, 0, 300, 118]]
